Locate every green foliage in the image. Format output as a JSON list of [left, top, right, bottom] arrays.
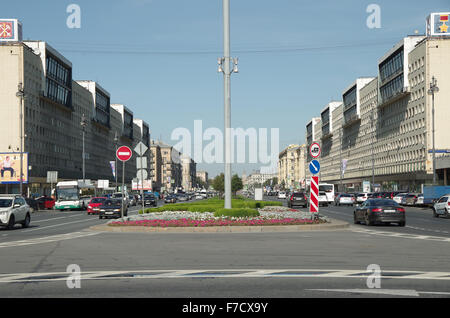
[[212, 173, 225, 193], [231, 174, 243, 194]]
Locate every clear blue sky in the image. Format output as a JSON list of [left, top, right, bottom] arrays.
[[4, 0, 448, 177]]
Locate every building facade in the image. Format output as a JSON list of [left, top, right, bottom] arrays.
[[0, 39, 149, 195], [278, 144, 306, 190], [304, 28, 450, 192]]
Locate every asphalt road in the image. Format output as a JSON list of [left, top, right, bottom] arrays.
[[0, 197, 449, 298]]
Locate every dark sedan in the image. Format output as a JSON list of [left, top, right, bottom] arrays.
[[98, 199, 128, 219], [354, 199, 405, 226], [143, 194, 157, 207], [288, 192, 308, 208], [164, 195, 177, 204], [25, 198, 39, 213]]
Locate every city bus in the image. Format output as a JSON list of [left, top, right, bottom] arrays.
[[54, 180, 95, 210], [318, 183, 335, 203]]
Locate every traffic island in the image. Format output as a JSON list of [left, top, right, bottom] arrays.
[[88, 205, 349, 233]]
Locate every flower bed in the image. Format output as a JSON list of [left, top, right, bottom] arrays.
[[109, 217, 326, 227]]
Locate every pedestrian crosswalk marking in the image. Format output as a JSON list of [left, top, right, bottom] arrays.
[[0, 231, 99, 249]]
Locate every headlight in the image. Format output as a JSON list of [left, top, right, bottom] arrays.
[[88, 205, 92, 209], [100, 209, 105, 212], [114, 209, 121, 212]]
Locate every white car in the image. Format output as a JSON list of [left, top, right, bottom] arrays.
[[0, 195, 31, 230], [318, 191, 328, 207], [278, 192, 287, 199], [356, 193, 368, 203], [336, 194, 355, 206], [393, 193, 407, 204], [415, 194, 424, 206], [432, 195, 450, 218]]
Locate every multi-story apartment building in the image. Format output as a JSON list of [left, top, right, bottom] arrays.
[[152, 141, 182, 191], [303, 17, 450, 191], [278, 144, 306, 189], [149, 140, 162, 191], [196, 171, 209, 188], [0, 34, 149, 195], [181, 154, 196, 191], [244, 171, 277, 188]]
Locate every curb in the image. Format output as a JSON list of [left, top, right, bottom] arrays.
[[88, 218, 349, 234]]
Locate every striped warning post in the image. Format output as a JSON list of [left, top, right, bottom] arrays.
[[310, 176, 319, 213]]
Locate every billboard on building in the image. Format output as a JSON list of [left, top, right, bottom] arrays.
[[132, 179, 152, 191], [0, 19, 22, 42], [0, 153, 28, 184], [427, 13, 450, 37]]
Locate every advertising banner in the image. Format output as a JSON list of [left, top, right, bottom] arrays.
[[132, 179, 152, 191], [0, 153, 28, 184]]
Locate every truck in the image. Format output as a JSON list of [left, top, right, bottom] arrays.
[[422, 186, 450, 206]]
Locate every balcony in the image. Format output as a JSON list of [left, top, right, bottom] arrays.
[[378, 86, 410, 109], [342, 113, 360, 128]]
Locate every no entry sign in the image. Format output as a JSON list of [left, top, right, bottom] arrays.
[[116, 146, 132, 162], [309, 176, 319, 213]]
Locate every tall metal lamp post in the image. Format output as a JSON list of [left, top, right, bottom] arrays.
[[218, 0, 238, 209], [428, 76, 439, 185], [114, 131, 119, 192], [16, 83, 25, 195], [80, 114, 88, 185]]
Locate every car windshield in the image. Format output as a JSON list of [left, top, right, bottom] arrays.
[[319, 185, 333, 192], [102, 199, 121, 206], [91, 198, 106, 204], [57, 188, 79, 201], [145, 195, 155, 199], [0, 199, 13, 208]]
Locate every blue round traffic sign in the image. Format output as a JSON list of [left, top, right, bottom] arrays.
[[309, 160, 320, 175]]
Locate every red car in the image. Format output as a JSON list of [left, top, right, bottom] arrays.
[[87, 197, 107, 215], [36, 196, 55, 210]]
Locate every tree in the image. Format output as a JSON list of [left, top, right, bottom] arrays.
[[212, 173, 224, 193], [231, 174, 243, 196]]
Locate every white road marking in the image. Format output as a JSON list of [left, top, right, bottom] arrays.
[[307, 289, 420, 297], [1, 269, 450, 283], [350, 227, 450, 243], [0, 231, 100, 249], [23, 218, 99, 233]]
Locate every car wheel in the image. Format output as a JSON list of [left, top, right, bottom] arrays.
[[398, 221, 406, 227], [21, 214, 30, 228], [353, 213, 359, 224], [6, 215, 15, 230], [99, 216, 103, 219], [432, 209, 439, 218], [365, 213, 373, 226]]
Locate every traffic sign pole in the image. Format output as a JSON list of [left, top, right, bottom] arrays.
[[116, 146, 132, 219], [310, 176, 319, 215]]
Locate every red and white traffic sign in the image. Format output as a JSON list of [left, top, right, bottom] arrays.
[[309, 142, 321, 158], [116, 146, 132, 162], [309, 176, 319, 213]]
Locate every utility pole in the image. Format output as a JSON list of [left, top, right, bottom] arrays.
[[428, 76, 439, 185], [218, 0, 238, 209], [371, 110, 375, 190], [80, 114, 87, 185], [339, 128, 343, 192], [16, 83, 25, 196], [114, 131, 119, 192]]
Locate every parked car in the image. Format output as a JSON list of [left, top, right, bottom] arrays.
[[288, 192, 308, 208], [164, 194, 177, 204], [404, 193, 419, 206], [278, 192, 287, 199], [0, 195, 31, 230], [318, 191, 328, 207], [415, 194, 425, 206], [143, 193, 157, 207], [432, 194, 450, 218], [195, 194, 204, 200], [98, 199, 127, 219], [393, 193, 407, 204], [354, 199, 405, 226], [356, 193, 369, 203], [36, 196, 56, 210], [87, 197, 107, 215], [25, 198, 39, 213], [335, 193, 355, 206]]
